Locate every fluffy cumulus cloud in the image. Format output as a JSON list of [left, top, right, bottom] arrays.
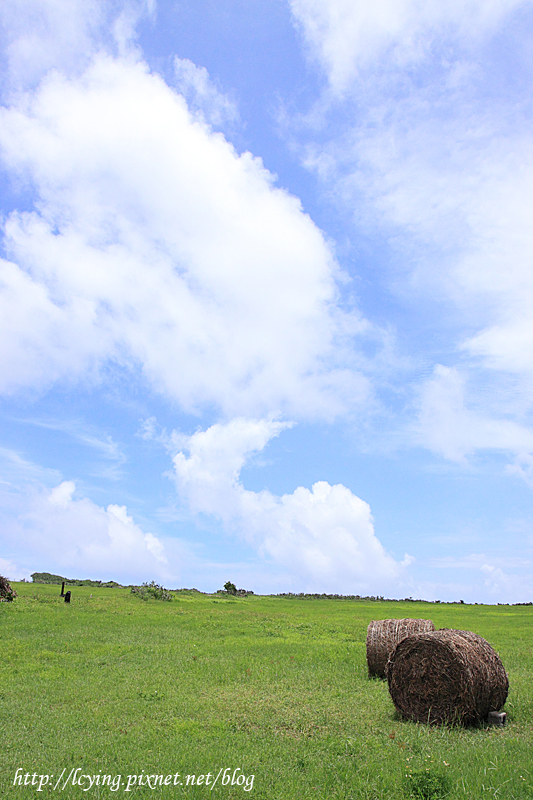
[[171, 418, 405, 593], [0, 53, 369, 419], [0, 476, 169, 583]]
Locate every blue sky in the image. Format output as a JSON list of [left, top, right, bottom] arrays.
[[1, 0, 533, 602]]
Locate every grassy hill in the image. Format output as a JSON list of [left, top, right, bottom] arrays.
[[1, 583, 531, 798]]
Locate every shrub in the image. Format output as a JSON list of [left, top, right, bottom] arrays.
[[131, 581, 173, 601], [0, 575, 17, 602], [404, 765, 451, 799]]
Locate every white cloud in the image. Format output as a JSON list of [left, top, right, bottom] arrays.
[[505, 454, 533, 488], [171, 418, 404, 593], [417, 365, 533, 464], [345, 116, 533, 380], [290, 0, 527, 93], [0, 0, 102, 89], [0, 2, 393, 593], [345, 107, 533, 473], [0, 478, 170, 584], [173, 57, 238, 128], [49, 479, 75, 507], [287, 0, 533, 473], [0, 0, 154, 91], [402, 552, 533, 603], [0, 54, 371, 420], [0, 557, 22, 582], [171, 418, 291, 518], [479, 563, 533, 604]]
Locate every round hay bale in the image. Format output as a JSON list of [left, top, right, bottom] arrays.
[[366, 618, 435, 679], [387, 629, 509, 726]]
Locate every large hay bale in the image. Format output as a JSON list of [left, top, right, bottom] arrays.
[[387, 629, 509, 726], [366, 618, 435, 679]]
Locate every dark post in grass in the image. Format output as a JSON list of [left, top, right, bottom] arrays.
[[64, 590, 71, 603], [60, 581, 65, 597]]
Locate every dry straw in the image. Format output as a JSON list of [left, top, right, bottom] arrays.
[[387, 629, 509, 726], [366, 618, 435, 679]]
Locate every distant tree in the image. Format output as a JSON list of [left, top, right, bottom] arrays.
[[224, 581, 237, 596]]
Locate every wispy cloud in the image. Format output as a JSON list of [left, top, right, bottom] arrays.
[[0, 445, 62, 487], [287, 0, 533, 478], [416, 366, 533, 465], [289, 0, 527, 94], [13, 417, 127, 478], [429, 553, 531, 570]]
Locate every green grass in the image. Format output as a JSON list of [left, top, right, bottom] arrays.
[[1, 584, 532, 798]]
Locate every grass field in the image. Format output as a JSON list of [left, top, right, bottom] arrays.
[[1, 583, 532, 799]]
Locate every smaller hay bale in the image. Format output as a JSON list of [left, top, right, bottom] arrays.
[[387, 629, 509, 726], [366, 618, 435, 679]]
